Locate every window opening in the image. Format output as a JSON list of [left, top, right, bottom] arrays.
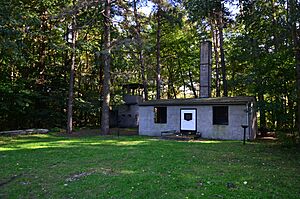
[[154, 107, 167, 123], [213, 106, 228, 125]]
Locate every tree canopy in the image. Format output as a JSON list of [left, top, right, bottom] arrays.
[[0, 0, 299, 141]]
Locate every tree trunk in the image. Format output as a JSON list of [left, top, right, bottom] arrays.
[[290, 0, 300, 134], [188, 67, 198, 98], [271, 0, 279, 51], [166, 64, 177, 99], [178, 57, 186, 98], [287, 95, 295, 127], [38, 10, 47, 83], [95, 50, 102, 126], [62, 51, 68, 127], [212, 21, 220, 97], [238, 0, 244, 17], [156, 2, 162, 99], [218, 9, 227, 96], [258, 93, 267, 135], [167, 79, 172, 99], [35, 9, 48, 128], [219, 28, 227, 96], [231, 61, 235, 95], [101, 0, 111, 135], [67, 14, 76, 134], [297, 53, 300, 133], [133, 0, 148, 101]]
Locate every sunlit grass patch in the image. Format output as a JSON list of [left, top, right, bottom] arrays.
[[0, 134, 299, 198]]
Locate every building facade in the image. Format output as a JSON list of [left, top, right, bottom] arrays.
[[139, 97, 257, 140]]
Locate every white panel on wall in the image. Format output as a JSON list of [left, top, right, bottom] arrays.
[[180, 109, 196, 131]]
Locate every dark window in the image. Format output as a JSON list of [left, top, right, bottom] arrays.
[[213, 106, 228, 125], [154, 107, 167, 123], [184, 113, 193, 121]]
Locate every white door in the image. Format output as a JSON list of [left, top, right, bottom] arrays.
[[180, 109, 197, 131]]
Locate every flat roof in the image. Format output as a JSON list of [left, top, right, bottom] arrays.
[[139, 96, 255, 106]]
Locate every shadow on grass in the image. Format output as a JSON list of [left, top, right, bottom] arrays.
[[1, 134, 300, 198], [0, 133, 297, 152]]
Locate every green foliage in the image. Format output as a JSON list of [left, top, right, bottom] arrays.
[[0, 0, 103, 130], [0, 0, 298, 139], [277, 127, 299, 147], [225, 0, 297, 135]]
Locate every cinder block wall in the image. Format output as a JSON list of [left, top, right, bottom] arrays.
[[198, 105, 248, 140], [139, 104, 256, 140], [118, 104, 139, 128], [139, 106, 180, 136]]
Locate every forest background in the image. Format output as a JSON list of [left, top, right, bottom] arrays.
[[0, 0, 299, 142]]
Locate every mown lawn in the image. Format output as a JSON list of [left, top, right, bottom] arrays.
[[0, 133, 300, 199]]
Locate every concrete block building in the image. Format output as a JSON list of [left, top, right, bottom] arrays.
[[116, 83, 143, 128], [123, 41, 257, 140], [117, 95, 141, 128], [138, 96, 257, 140]]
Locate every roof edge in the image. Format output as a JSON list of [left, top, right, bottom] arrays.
[[139, 96, 255, 106]]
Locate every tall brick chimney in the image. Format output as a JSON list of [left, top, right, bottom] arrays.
[[200, 41, 212, 98]]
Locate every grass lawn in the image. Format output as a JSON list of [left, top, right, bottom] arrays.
[[0, 133, 300, 198]]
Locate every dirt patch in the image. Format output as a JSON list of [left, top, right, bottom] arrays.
[[0, 174, 22, 187], [65, 171, 94, 182]]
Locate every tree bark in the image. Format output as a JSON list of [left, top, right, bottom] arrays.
[[166, 64, 177, 99], [290, 0, 300, 134], [211, 20, 220, 97], [35, 9, 48, 128], [218, 9, 227, 96], [101, 0, 111, 135], [238, 0, 244, 17], [94, 50, 102, 126], [67, 13, 76, 134], [156, 1, 162, 99], [188, 67, 198, 98], [133, 0, 148, 101], [258, 93, 267, 135], [38, 9, 47, 83], [271, 0, 279, 51], [178, 57, 186, 98]]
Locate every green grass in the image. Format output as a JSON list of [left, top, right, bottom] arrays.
[[1, 134, 300, 199]]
